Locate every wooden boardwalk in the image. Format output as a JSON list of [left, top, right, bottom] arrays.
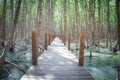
[[20, 37, 94, 80]]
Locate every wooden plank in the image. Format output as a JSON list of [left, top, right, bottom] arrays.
[[28, 66, 87, 72], [21, 37, 94, 80], [21, 76, 94, 80]]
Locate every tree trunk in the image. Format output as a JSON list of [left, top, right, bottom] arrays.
[[10, 0, 14, 26], [1, 0, 7, 43], [37, 0, 43, 46], [51, 0, 55, 34], [75, 0, 80, 50], [106, 0, 111, 48], [116, 0, 120, 51], [37, 0, 43, 31], [98, 0, 101, 51], [47, 0, 51, 35], [89, 0, 95, 57], [63, 0, 67, 45], [92, 0, 95, 49]]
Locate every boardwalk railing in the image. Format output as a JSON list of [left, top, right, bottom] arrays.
[[32, 32, 85, 66], [21, 35, 94, 80]]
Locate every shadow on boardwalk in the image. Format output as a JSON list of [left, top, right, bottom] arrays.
[[20, 37, 94, 80]]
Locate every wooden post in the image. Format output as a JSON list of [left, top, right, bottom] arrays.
[[58, 35, 60, 39], [54, 35, 55, 39], [50, 35, 52, 42], [60, 35, 62, 40], [50, 35, 53, 42], [63, 34, 66, 45], [64, 35, 66, 45], [50, 35, 52, 43], [59, 35, 62, 40], [78, 32, 84, 66], [32, 30, 38, 65], [68, 34, 71, 50], [53, 35, 55, 41], [61, 34, 63, 42], [48, 35, 50, 45], [45, 33, 47, 50]]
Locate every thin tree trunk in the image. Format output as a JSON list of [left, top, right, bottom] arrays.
[[98, 0, 101, 51], [75, 0, 80, 49], [37, 0, 43, 45], [116, 0, 120, 51], [51, 0, 55, 34], [10, 0, 14, 26], [63, 0, 66, 45], [89, 0, 95, 57], [106, 0, 110, 48], [84, 0, 89, 48], [60, 14, 63, 35], [46, 0, 51, 35], [60, 0, 63, 35], [44, 0, 48, 34], [37, 0, 43, 31], [92, 0, 95, 48], [1, 0, 7, 42], [9, 0, 14, 41]]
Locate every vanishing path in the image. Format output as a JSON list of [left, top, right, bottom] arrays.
[[20, 37, 94, 80]]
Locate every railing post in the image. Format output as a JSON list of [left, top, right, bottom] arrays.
[[50, 35, 53, 42], [50, 35, 52, 42], [59, 35, 62, 40], [62, 34, 64, 42], [45, 33, 47, 50], [32, 30, 38, 65], [58, 35, 60, 40], [53, 35, 55, 40], [48, 34, 50, 45], [68, 34, 71, 50], [50, 35, 52, 43], [63, 34, 66, 45], [78, 32, 84, 66]]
